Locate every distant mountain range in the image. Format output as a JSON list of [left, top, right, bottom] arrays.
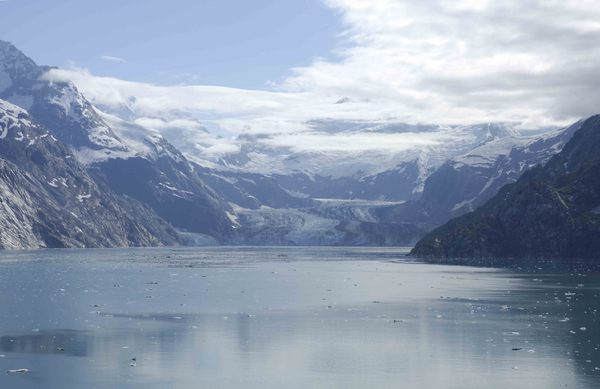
[[0, 40, 590, 251]]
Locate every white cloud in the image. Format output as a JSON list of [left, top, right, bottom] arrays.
[[133, 117, 205, 132], [99, 55, 127, 63], [282, 0, 600, 125], [262, 131, 440, 152], [44, 0, 600, 156]]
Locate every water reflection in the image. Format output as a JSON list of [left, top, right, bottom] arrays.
[[0, 248, 597, 388]]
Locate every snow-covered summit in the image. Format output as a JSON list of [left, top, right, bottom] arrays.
[[0, 42, 132, 163]]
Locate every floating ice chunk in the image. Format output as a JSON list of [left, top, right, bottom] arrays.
[[6, 368, 29, 374]]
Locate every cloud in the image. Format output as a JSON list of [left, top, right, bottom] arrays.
[[262, 131, 440, 152], [298, 0, 600, 125], [44, 67, 379, 134], [44, 0, 600, 157], [99, 55, 127, 63]]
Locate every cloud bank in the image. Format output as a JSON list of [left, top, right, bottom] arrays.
[[45, 0, 600, 155]]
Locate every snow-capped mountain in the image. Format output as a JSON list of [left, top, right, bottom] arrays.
[[0, 41, 131, 162], [382, 122, 579, 226], [94, 96, 528, 202], [412, 115, 600, 262], [0, 40, 233, 240], [0, 99, 179, 248], [193, 121, 523, 201]]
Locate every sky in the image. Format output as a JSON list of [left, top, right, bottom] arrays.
[[3, 0, 600, 155], [1, 0, 341, 88]]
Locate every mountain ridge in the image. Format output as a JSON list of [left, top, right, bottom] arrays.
[[0, 40, 235, 241], [411, 115, 600, 262], [0, 99, 180, 248]]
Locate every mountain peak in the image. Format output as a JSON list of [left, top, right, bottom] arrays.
[[0, 39, 18, 52], [0, 40, 40, 93], [0, 40, 38, 68]]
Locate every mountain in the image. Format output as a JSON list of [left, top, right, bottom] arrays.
[[0, 40, 582, 249], [381, 123, 578, 226], [269, 162, 424, 202], [420, 125, 579, 220], [196, 122, 523, 202], [411, 116, 600, 262], [193, 165, 311, 210], [90, 113, 233, 238], [0, 40, 233, 241], [0, 41, 130, 160], [0, 99, 180, 249]]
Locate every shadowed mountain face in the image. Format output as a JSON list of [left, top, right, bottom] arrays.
[[0, 100, 180, 249], [412, 115, 600, 263]]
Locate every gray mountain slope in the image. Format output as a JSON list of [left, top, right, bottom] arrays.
[[0, 99, 180, 248]]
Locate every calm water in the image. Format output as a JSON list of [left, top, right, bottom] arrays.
[[0, 247, 598, 388]]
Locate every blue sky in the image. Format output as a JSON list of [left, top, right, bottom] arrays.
[[1, 0, 342, 88]]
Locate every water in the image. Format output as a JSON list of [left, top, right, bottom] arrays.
[[0, 247, 598, 388]]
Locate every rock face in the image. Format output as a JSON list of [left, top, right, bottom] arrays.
[[0, 40, 233, 240], [0, 100, 180, 249], [412, 116, 600, 262]]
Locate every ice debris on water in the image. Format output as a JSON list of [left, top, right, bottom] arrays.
[[6, 369, 29, 374]]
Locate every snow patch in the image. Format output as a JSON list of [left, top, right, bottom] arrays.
[[73, 146, 137, 165], [76, 193, 91, 202], [0, 99, 35, 139]]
